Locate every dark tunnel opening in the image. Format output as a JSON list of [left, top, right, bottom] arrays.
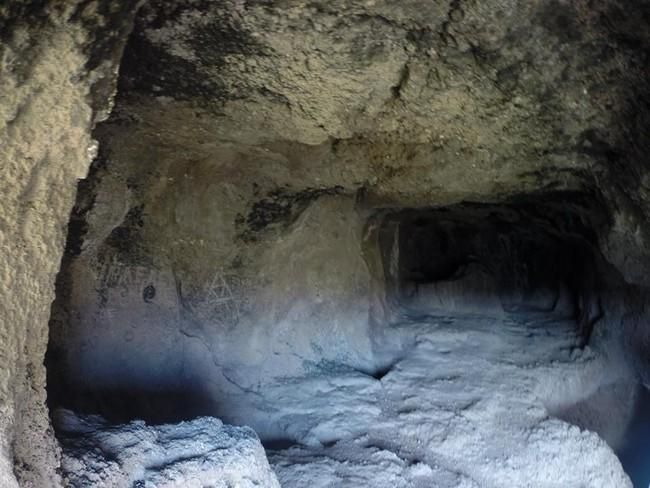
[[374, 193, 609, 344]]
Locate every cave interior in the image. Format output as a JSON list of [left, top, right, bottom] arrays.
[[2, 0, 650, 487]]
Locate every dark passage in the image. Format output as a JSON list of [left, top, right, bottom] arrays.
[[375, 192, 608, 342]]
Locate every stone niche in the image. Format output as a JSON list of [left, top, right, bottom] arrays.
[[371, 194, 607, 336]]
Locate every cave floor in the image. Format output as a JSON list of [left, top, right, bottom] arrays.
[[247, 314, 632, 487]]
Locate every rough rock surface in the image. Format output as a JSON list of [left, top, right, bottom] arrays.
[[258, 313, 633, 487], [49, 0, 650, 420], [0, 0, 649, 486], [55, 410, 280, 488], [0, 1, 140, 486]]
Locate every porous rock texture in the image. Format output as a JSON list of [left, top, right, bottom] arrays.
[[54, 409, 280, 488], [0, 1, 140, 486]]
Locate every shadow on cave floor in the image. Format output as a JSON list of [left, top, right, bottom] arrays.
[[617, 386, 650, 488], [547, 379, 646, 486], [47, 386, 218, 426], [262, 437, 301, 450]]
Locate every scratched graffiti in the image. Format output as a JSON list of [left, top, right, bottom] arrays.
[[181, 268, 247, 330], [96, 257, 248, 330]]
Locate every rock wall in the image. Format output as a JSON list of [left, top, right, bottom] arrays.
[[0, 2, 139, 486], [46, 0, 650, 432], [49, 183, 378, 424]]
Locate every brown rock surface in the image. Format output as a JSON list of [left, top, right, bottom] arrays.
[[0, 2, 139, 485]]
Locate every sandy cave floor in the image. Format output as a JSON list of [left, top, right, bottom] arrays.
[[57, 313, 647, 487], [249, 314, 635, 487]]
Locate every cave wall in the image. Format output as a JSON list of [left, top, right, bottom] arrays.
[[47, 0, 650, 428], [0, 0, 645, 486], [0, 2, 140, 486], [35, 0, 650, 462], [48, 150, 379, 422], [85, 0, 650, 285]]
